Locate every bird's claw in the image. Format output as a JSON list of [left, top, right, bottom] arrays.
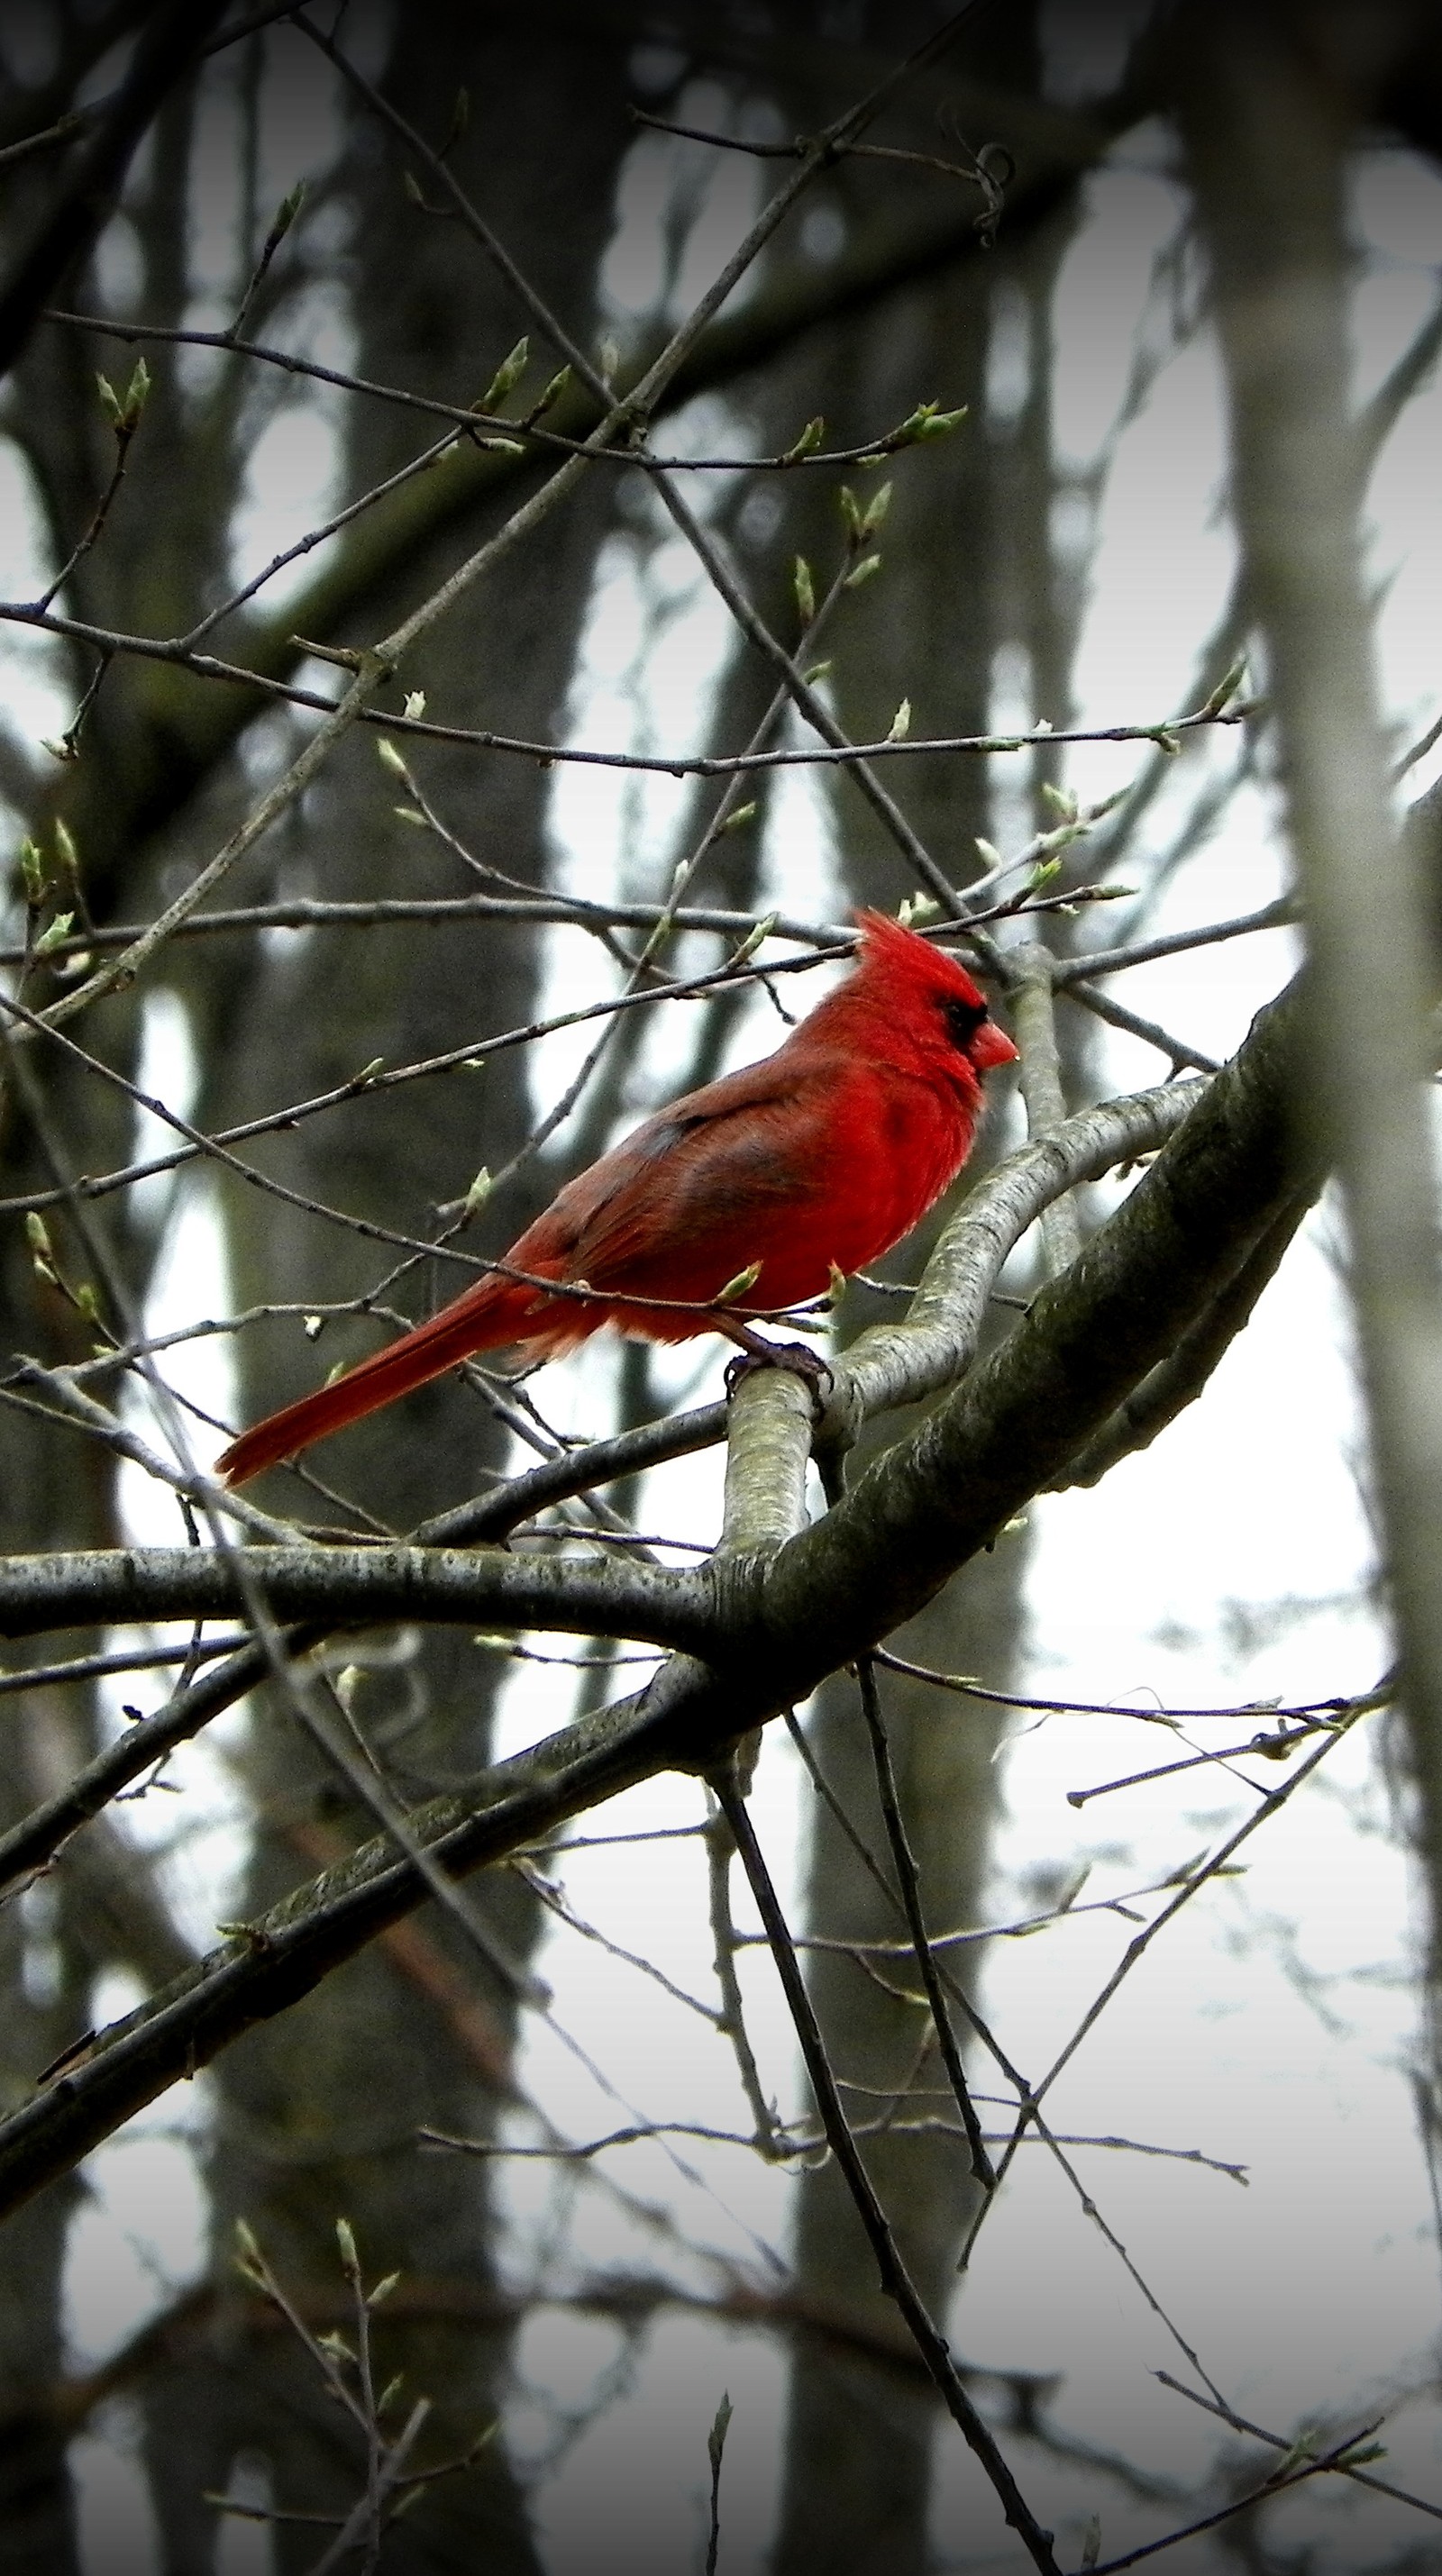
[[724, 1339, 833, 1419]]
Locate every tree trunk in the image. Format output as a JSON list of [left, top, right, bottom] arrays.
[[137, 12, 638, 2563]]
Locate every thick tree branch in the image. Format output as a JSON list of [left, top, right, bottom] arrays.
[[0, 1543, 706, 1656], [0, 974, 1316, 2218], [0, 1076, 1206, 1895]]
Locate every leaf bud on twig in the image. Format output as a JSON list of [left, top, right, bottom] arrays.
[[18, 837, 47, 904], [715, 1261, 762, 1305], [120, 357, 151, 429], [894, 399, 968, 443], [478, 335, 529, 412], [525, 366, 572, 423], [729, 911, 777, 968], [1198, 656, 1248, 719], [781, 415, 825, 462], [34, 910, 75, 956], [860, 478, 892, 536]]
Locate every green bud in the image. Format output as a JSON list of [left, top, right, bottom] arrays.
[[25, 1212, 51, 1257], [19, 837, 46, 903], [376, 736, 411, 779], [403, 690, 426, 720], [886, 696, 911, 743], [838, 485, 864, 542], [368, 2271, 402, 2309], [780, 415, 825, 463], [121, 356, 151, 428], [729, 910, 777, 968], [272, 178, 306, 239], [528, 365, 572, 420], [842, 551, 881, 590], [792, 555, 816, 624], [1200, 656, 1248, 719], [96, 372, 123, 427], [715, 1261, 762, 1305], [718, 800, 757, 834], [479, 336, 529, 412], [1040, 781, 1077, 824], [708, 2393, 734, 2474], [34, 910, 76, 956], [463, 1167, 492, 1216], [860, 479, 892, 536], [335, 2216, 359, 2273], [895, 400, 968, 443]]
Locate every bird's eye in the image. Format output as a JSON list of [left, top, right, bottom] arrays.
[[942, 994, 988, 1050]]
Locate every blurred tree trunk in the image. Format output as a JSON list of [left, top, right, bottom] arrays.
[[135, 12, 639, 2564]]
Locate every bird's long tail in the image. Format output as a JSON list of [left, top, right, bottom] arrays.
[[215, 1274, 543, 1488]]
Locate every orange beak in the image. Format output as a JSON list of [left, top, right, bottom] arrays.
[[972, 1017, 1020, 1073]]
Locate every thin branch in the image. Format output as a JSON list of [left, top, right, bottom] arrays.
[[855, 1657, 994, 2187], [713, 1766, 1061, 2576]]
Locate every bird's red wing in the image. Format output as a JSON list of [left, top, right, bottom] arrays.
[[540, 1051, 850, 1303]]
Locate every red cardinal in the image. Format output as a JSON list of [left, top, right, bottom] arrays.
[[216, 911, 1018, 1487]]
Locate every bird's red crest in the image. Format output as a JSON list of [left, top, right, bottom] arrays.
[[853, 907, 991, 1014]]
